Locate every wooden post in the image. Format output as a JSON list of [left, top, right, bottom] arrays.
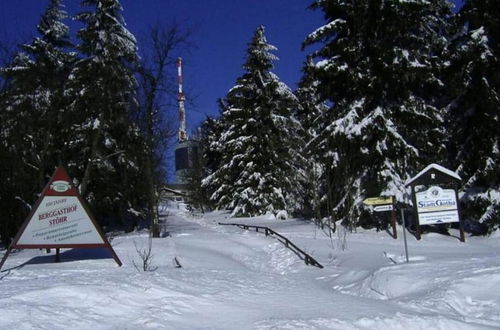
[[401, 208, 410, 263], [151, 223, 160, 238], [411, 185, 422, 240], [454, 187, 466, 243], [391, 197, 397, 239]]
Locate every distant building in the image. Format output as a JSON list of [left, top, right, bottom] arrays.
[[160, 185, 187, 202]]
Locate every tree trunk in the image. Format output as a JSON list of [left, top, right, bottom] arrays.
[[80, 128, 101, 197]]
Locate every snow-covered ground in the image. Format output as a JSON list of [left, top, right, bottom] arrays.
[[1, 206, 500, 329]]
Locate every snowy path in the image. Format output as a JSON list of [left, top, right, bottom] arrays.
[[159, 211, 408, 329], [1, 208, 500, 329]]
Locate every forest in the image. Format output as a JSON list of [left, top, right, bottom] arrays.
[[0, 0, 498, 248]]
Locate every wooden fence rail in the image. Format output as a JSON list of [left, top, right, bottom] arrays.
[[218, 222, 323, 269]]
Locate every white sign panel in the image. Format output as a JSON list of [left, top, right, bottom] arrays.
[[0, 166, 122, 270], [373, 204, 393, 212], [17, 196, 105, 245], [416, 186, 459, 225]]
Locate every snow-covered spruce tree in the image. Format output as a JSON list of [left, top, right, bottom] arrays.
[[295, 56, 329, 222], [0, 0, 74, 246], [203, 26, 304, 218], [65, 0, 147, 226], [445, 0, 500, 232], [182, 115, 226, 213], [200, 113, 225, 181], [179, 127, 211, 213], [303, 0, 452, 228], [1, 0, 73, 183]]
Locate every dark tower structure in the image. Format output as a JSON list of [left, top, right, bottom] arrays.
[[174, 57, 199, 184]]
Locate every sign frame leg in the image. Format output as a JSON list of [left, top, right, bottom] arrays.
[[0, 247, 13, 271], [108, 244, 122, 267]]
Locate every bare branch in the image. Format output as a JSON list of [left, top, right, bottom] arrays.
[[134, 21, 194, 237], [133, 237, 158, 272]]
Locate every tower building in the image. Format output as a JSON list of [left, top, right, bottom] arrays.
[[174, 57, 199, 184]]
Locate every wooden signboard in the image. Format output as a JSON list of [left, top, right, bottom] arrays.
[[363, 196, 394, 206], [364, 196, 397, 239], [0, 167, 121, 271], [405, 163, 465, 242]]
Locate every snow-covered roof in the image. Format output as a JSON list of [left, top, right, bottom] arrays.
[[161, 185, 187, 196], [405, 163, 461, 187]]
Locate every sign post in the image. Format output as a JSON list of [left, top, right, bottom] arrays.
[[364, 196, 397, 239], [390, 197, 397, 239], [0, 167, 121, 271], [401, 208, 410, 263]]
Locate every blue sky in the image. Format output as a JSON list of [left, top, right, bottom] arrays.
[[1, 0, 463, 133], [0, 1, 323, 131]]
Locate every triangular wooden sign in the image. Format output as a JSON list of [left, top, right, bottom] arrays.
[[0, 167, 121, 270]]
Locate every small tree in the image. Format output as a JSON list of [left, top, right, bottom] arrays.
[[182, 126, 213, 213], [133, 236, 157, 272], [136, 22, 191, 236]]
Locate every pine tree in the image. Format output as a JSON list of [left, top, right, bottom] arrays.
[[295, 57, 329, 221], [303, 0, 452, 228], [185, 115, 225, 212], [200, 114, 225, 179], [65, 0, 147, 226], [2, 0, 74, 186], [446, 0, 500, 232], [203, 26, 303, 217], [0, 40, 17, 90], [0, 0, 74, 246]]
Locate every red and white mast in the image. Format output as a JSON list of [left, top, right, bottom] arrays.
[[177, 57, 187, 142]]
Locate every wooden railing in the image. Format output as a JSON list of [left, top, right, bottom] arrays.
[[218, 222, 323, 269]]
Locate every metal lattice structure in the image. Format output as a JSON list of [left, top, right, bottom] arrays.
[[177, 57, 187, 142]]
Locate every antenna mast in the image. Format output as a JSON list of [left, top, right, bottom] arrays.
[[177, 57, 187, 141]]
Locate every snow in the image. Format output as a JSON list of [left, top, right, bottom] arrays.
[[471, 27, 488, 44], [92, 118, 101, 129], [405, 163, 462, 186], [306, 19, 346, 43], [1, 206, 500, 329]]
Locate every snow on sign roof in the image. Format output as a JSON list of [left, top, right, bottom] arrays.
[[405, 163, 461, 187]]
